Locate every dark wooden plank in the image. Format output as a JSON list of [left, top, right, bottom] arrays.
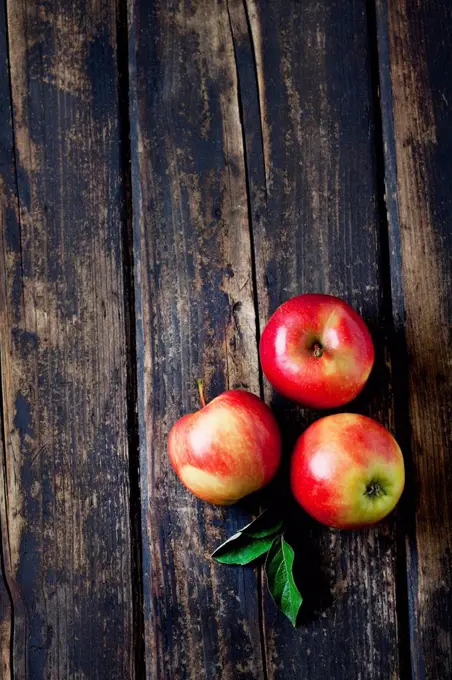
[[0, 1, 135, 677], [0, 0, 28, 675], [235, 1, 402, 677], [0, 0, 13, 673], [127, 0, 267, 678], [376, 1, 452, 677]]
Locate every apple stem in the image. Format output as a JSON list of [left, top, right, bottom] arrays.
[[197, 379, 207, 408], [313, 342, 323, 358]]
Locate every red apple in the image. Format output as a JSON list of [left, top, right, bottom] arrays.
[[290, 413, 405, 529], [260, 294, 375, 408], [168, 383, 281, 505]]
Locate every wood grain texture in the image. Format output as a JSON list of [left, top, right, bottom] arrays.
[[0, 2, 16, 676], [0, 0, 135, 677], [128, 0, 265, 678], [376, 1, 452, 677], [1, 1, 449, 679], [238, 1, 402, 678]]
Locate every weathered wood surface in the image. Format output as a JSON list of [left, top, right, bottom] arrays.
[[235, 1, 402, 678], [376, 1, 452, 678], [0, 0, 451, 678], [0, 1, 135, 678], [128, 0, 266, 677], [128, 0, 405, 678], [0, 2, 17, 676]]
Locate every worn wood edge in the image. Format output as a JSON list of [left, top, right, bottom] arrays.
[[0, 27, 13, 677], [115, 0, 146, 676], [0, 376, 16, 680], [374, 0, 422, 668], [239, 2, 276, 672], [226, 2, 270, 678], [126, 0, 151, 676], [0, 387, 26, 680], [0, 0, 27, 674], [0, 305, 29, 679], [375, 0, 452, 677], [372, 2, 415, 678]]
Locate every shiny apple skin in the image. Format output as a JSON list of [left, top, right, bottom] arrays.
[[290, 413, 405, 529], [259, 294, 375, 408], [168, 390, 281, 505]]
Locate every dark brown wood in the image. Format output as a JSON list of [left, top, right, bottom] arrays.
[[1, 0, 450, 677], [128, 0, 267, 677], [0, 2, 16, 677], [0, 1, 29, 676], [0, 1, 135, 678], [376, 1, 452, 677], [128, 0, 413, 677], [237, 1, 402, 677]]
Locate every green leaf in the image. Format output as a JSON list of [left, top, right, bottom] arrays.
[[213, 535, 277, 565], [212, 510, 284, 565], [265, 535, 302, 627]]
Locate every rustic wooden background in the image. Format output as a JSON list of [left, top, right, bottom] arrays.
[[0, 0, 451, 678]]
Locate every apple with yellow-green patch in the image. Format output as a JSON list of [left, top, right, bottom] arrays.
[[291, 413, 405, 529], [168, 383, 281, 505], [260, 293, 375, 408]]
